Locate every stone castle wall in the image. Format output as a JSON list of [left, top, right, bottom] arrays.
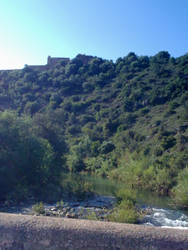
[[26, 65, 49, 71], [47, 56, 70, 66], [27, 56, 70, 71]]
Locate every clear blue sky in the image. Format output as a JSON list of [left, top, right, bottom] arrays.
[[0, 0, 188, 69]]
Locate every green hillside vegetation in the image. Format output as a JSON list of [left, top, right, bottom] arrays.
[[0, 51, 188, 211]]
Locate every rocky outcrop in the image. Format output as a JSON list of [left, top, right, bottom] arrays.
[[0, 212, 188, 249]]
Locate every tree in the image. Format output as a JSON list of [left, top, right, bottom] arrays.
[[0, 111, 55, 200]]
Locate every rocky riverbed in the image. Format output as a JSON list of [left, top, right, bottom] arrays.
[[0, 195, 117, 220], [1, 195, 187, 229]]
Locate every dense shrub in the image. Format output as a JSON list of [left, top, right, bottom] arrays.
[[0, 111, 64, 201], [32, 202, 45, 215], [108, 189, 139, 223], [99, 141, 115, 154], [172, 168, 188, 209]]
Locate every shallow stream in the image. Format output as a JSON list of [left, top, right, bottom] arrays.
[[1, 173, 188, 229], [62, 173, 188, 229]]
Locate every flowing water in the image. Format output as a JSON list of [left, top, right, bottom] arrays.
[[62, 173, 188, 229], [142, 207, 188, 229], [1, 173, 188, 229]]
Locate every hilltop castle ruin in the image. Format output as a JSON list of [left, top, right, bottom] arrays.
[[27, 54, 93, 71], [27, 56, 70, 71], [0, 54, 94, 72]]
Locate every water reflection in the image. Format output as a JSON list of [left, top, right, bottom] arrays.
[[61, 173, 172, 207]]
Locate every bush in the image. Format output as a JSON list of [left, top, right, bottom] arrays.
[[181, 103, 188, 120], [140, 108, 149, 115], [161, 135, 176, 150], [108, 205, 139, 224], [115, 188, 136, 205], [154, 147, 163, 156], [32, 202, 45, 215], [107, 188, 139, 224], [0, 111, 56, 201], [56, 200, 64, 208], [100, 141, 115, 154], [169, 101, 179, 110], [86, 211, 98, 221], [108, 188, 139, 224], [172, 168, 188, 209]]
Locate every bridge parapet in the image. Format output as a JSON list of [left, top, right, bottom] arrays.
[[0, 213, 188, 249]]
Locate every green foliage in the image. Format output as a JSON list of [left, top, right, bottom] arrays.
[[60, 174, 93, 200], [32, 110, 67, 171], [24, 101, 41, 115], [32, 202, 45, 215], [109, 153, 175, 196], [86, 211, 98, 221], [99, 141, 115, 154], [181, 102, 188, 120], [108, 189, 139, 223], [0, 51, 188, 203], [67, 152, 85, 172], [85, 157, 103, 173], [56, 200, 64, 208], [172, 168, 188, 209], [108, 204, 139, 224], [0, 110, 65, 201], [161, 135, 176, 150], [115, 188, 136, 205]]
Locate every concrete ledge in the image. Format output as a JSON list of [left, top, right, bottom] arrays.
[[0, 213, 188, 249]]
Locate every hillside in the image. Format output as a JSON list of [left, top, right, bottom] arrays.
[[0, 51, 188, 209]]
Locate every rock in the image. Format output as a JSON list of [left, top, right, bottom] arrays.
[[45, 212, 51, 216], [50, 207, 57, 211], [66, 212, 73, 218], [62, 208, 68, 213]]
